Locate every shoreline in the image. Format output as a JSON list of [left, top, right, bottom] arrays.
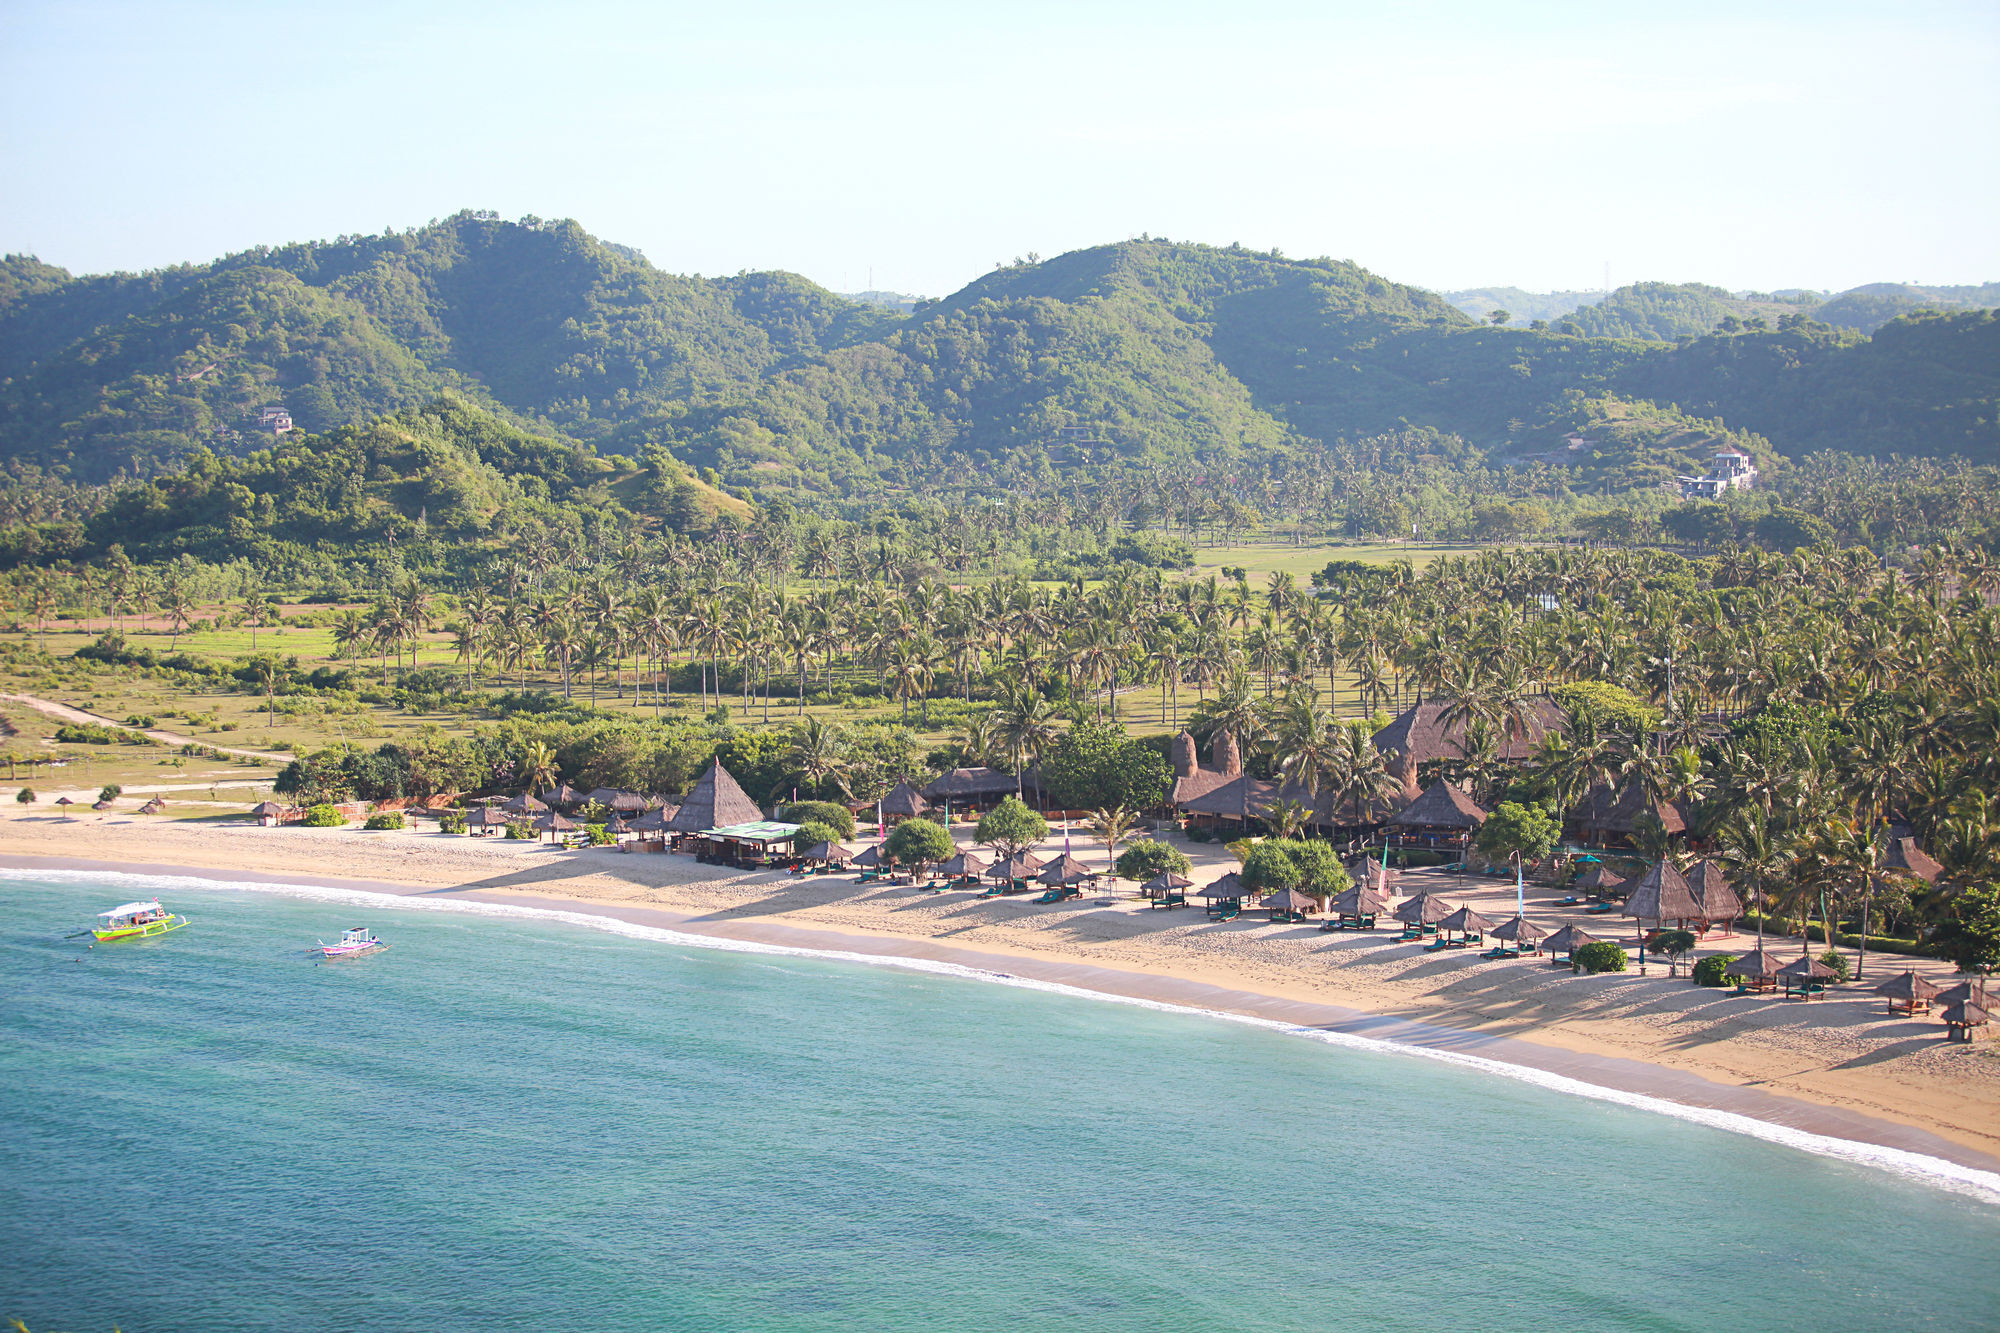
[[6, 825, 1998, 1186]]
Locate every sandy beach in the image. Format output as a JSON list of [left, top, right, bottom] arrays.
[[6, 807, 1997, 1174]]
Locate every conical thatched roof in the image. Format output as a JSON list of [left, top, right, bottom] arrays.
[[1725, 949, 1787, 980], [501, 792, 548, 815], [1935, 980, 1990, 1006], [803, 840, 851, 862], [1490, 915, 1548, 943], [1574, 864, 1624, 894], [1884, 836, 1944, 884], [1141, 870, 1193, 894], [880, 780, 930, 818], [1941, 999, 1991, 1027], [1260, 888, 1319, 912], [1568, 781, 1686, 836], [1687, 861, 1741, 920], [1199, 872, 1248, 899], [467, 807, 512, 827], [852, 844, 885, 868], [667, 761, 763, 833], [1393, 892, 1456, 925], [1347, 858, 1401, 894], [1440, 904, 1497, 933], [1170, 731, 1198, 777], [1778, 954, 1837, 980], [1038, 853, 1095, 884], [1332, 885, 1393, 916], [249, 800, 285, 815], [137, 797, 166, 814], [1624, 861, 1703, 923], [532, 811, 578, 832], [54, 795, 75, 806], [1873, 971, 1939, 1003], [1386, 780, 1487, 830], [539, 783, 585, 808], [1213, 730, 1243, 777], [628, 805, 677, 832], [938, 850, 986, 877], [990, 852, 1045, 880], [1543, 924, 1598, 953]]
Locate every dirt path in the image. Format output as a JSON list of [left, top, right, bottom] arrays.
[[0, 692, 291, 762]]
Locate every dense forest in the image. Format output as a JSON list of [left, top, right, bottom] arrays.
[[4, 215, 1998, 503]]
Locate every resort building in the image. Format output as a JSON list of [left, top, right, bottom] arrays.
[[1369, 697, 1567, 799], [1678, 448, 1759, 499]]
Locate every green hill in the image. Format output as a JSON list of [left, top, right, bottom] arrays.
[[1552, 281, 1820, 341], [1812, 281, 2000, 334], [1441, 287, 1603, 324]]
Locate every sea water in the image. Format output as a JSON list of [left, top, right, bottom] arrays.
[[3, 872, 1997, 1333]]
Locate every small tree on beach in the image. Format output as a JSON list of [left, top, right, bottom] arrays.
[[976, 796, 1047, 859], [15, 787, 33, 804], [1654, 928, 1699, 978], [1087, 804, 1140, 874], [1115, 839, 1193, 882], [885, 817, 954, 872], [99, 783, 122, 803]]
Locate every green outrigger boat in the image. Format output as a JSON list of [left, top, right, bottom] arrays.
[[92, 899, 189, 941]]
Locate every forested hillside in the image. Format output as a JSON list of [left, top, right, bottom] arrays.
[[3, 216, 1997, 497]]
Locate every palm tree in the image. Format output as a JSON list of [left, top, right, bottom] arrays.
[[784, 716, 853, 800], [517, 741, 559, 794], [993, 681, 1060, 798], [1088, 804, 1141, 875]]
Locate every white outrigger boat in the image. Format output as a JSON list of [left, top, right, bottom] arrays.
[[91, 899, 188, 942], [318, 926, 387, 958]]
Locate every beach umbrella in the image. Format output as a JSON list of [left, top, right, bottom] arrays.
[[1542, 924, 1598, 962], [1393, 892, 1455, 926], [805, 841, 854, 864], [937, 850, 986, 878], [1330, 885, 1392, 917], [1872, 971, 1939, 1014], [1140, 870, 1193, 899], [1490, 915, 1548, 945], [1038, 853, 1094, 885]]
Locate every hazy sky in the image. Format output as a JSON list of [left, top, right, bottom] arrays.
[[4, 0, 1996, 297]]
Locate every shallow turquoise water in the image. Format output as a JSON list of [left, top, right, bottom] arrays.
[[3, 873, 1996, 1332]]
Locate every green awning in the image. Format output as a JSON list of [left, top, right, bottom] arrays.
[[701, 820, 804, 844]]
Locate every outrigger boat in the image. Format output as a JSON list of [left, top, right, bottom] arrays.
[[318, 926, 386, 958], [92, 899, 188, 941]]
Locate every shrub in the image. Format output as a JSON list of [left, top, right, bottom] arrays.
[[794, 818, 844, 849], [885, 817, 956, 867], [505, 819, 536, 840], [15, 786, 33, 804], [781, 801, 857, 839], [1240, 841, 1302, 892], [437, 812, 467, 834], [99, 783, 122, 802], [1572, 941, 1629, 974], [1185, 826, 1214, 843], [1692, 954, 1736, 987], [364, 811, 405, 831], [1818, 949, 1851, 983], [975, 796, 1047, 858], [583, 822, 614, 846], [302, 804, 345, 828], [1115, 839, 1193, 882]]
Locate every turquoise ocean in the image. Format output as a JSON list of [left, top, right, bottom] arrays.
[[4, 870, 1998, 1332]]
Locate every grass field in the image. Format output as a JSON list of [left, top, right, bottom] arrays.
[[1184, 540, 1467, 581]]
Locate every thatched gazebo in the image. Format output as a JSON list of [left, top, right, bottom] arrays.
[[1384, 780, 1487, 846], [137, 797, 167, 815], [1200, 872, 1249, 920], [1777, 954, 1838, 999], [501, 791, 548, 816], [1141, 870, 1193, 908], [1572, 864, 1626, 900], [1941, 998, 1991, 1042], [879, 780, 931, 824], [1624, 860, 1704, 935], [921, 768, 1025, 819], [937, 850, 986, 883], [466, 807, 512, 834], [1686, 860, 1742, 933], [533, 811, 579, 841], [1543, 923, 1598, 966], [1327, 884, 1392, 930], [852, 844, 886, 870], [1436, 904, 1496, 946], [1038, 853, 1095, 885], [1872, 971, 1940, 1016], [249, 799, 285, 827], [1724, 949, 1788, 994], [801, 840, 853, 866], [539, 783, 585, 809], [1487, 915, 1549, 957], [1393, 892, 1455, 930], [666, 760, 763, 835], [1260, 888, 1319, 923], [987, 851, 1045, 886]]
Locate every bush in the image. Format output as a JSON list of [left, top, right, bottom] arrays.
[[99, 783, 122, 803], [302, 804, 345, 828], [1692, 954, 1736, 987], [437, 812, 467, 834], [1240, 841, 1302, 892], [975, 796, 1048, 858], [885, 817, 955, 867], [1818, 949, 1851, 983], [1115, 839, 1194, 882], [583, 822, 615, 846], [363, 811, 405, 831], [781, 801, 857, 839], [505, 818, 536, 840], [1185, 826, 1214, 843], [15, 786, 33, 804], [794, 818, 844, 849], [1572, 941, 1629, 974]]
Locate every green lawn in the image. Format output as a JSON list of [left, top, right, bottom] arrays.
[[1185, 540, 1468, 581]]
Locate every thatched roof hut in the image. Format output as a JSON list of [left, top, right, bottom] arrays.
[[1393, 892, 1456, 926], [1038, 853, 1095, 885], [501, 792, 548, 815], [989, 852, 1045, 881], [937, 850, 986, 878], [1198, 872, 1248, 901], [1490, 915, 1549, 944], [1140, 870, 1193, 898], [1385, 780, 1487, 832], [1543, 924, 1598, 957], [1624, 861, 1704, 927], [921, 768, 1024, 803], [1332, 885, 1393, 917], [583, 787, 650, 814], [1941, 999, 1991, 1040], [1884, 836, 1944, 885], [138, 797, 166, 815], [627, 805, 678, 833], [802, 840, 852, 864], [880, 780, 931, 820], [1347, 858, 1401, 895], [1573, 864, 1627, 897], [1439, 904, 1497, 936], [532, 811, 579, 834], [467, 807, 512, 828], [1777, 954, 1837, 997], [1686, 860, 1742, 924], [1935, 979, 1990, 1007], [1567, 781, 1687, 839], [1873, 971, 1940, 1014], [538, 783, 585, 808], [666, 761, 763, 833], [852, 844, 885, 869], [249, 800, 285, 816], [54, 795, 75, 807], [1260, 888, 1319, 917], [1371, 698, 1566, 795], [1724, 949, 1787, 988]]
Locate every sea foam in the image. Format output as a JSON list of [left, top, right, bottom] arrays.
[[16, 864, 2000, 1208]]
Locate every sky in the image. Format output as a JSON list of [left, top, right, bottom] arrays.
[[3, 0, 1997, 298]]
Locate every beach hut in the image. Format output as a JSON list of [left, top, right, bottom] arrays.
[[501, 791, 549, 816], [802, 840, 854, 868], [695, 820, 804, 868], [987, 851, 1045, 890], [1624, 860, 1704, 934], [533, 811, 580, 842], [1571, 863, 1627, 903], [538, 783, 585, 810], [1777, 954, 1838, 999], [137, 797, 167, 815], [852, 844, 886, 875], [1199, 872, 1248, 921], [1542, 923, 1598, 967], [1940, 998, 1991, 1042], [1038, 853, 1095, 885], [1724, 949, 1788, 994], [879, 780, 931, 825], [1260, 887, 1319, 923], [1565, 780, 1687, 847], [1392, 891, 1456, 937], [921, 767, 1027, 819], [1686, 860, 1743, 934], [1142, 870, 1193, 909], [1434, 904, 1496, 949], [466, 807, 512, 835], [1347, 857, 1401, 897], [1872, 971, 1940, 1016], [1384, 780, 1487, 850], [628, 804, 677, 834], [248, 800, 286, 827], [1325, 884, 1392, 931], [1884, 836, 1945, 885], [1485, 915, 1549, 959], [666, 761, 764, 836], [937, 850, 987, 884]]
